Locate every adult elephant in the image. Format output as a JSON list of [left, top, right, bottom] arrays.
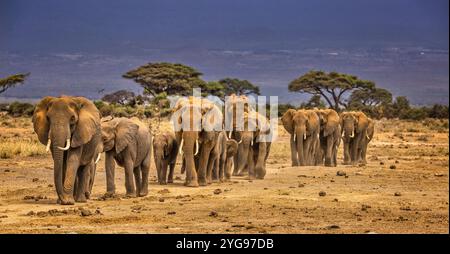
[[101, 117, 152, 197], [340, 111, 369, 165], [173, 97, 223, 186], [281, 109, 320, 166], [357, 118, 375, 165], [32, 96, 102, 205], [224, 94, 252, 176], [232, 110, 272, 179], [315, 109, 341, 167]]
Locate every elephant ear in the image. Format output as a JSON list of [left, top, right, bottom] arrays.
[[354, 112, 369, 133], [32, 96, 54, 145], [114, 119, 139, 153], [71, 97, 101, 148], [281, 109, 296, 134]]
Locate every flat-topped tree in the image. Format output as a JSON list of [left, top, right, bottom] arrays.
[[288, 70, 374, 111], [348, 87, 393, 109], [123, 62, 205, 97], [0, 73, 30, 94], [219, 78, 261, 97]]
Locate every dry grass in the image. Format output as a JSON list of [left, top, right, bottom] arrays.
[[0, 140, 47, 158]]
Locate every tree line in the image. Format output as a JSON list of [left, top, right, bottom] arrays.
[[0, 63, 448, 120]]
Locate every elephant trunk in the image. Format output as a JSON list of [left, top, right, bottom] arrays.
[[49, 122, 71, 201], [236, 135, 251, 173], [295, 127, 306, 166]]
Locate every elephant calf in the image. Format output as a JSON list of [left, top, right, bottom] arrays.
[[153, 131, 178, 185], [101, 117, 152, 197], [210, 131, 239, 182]]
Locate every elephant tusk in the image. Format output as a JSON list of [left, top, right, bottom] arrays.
[[350, 130, 355, 138], [238, 139, 242, 144], [228, 131, 232, 139], [94, 153, 101, 164], [57, 139, 71, 151], [304, 133, 307, 140], [251, 139, 253, 146], [45, 139, 51, 152], [194, 139, 200, 156], [179, 139, 184, 155], [293, 134, 296, 142]]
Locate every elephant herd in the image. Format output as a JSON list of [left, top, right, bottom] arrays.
[[281, 109, 375, 167], [31, 95, 374, 205]]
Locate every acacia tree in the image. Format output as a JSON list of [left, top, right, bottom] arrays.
[[0, 73, 30, 94], [288, 70, 374, 111], [348, 87, 392, 108], [219, 78, 260, 97], [123, 62, 205, 96]]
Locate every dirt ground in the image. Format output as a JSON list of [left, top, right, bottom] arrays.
[[0, 116, 448, 234]]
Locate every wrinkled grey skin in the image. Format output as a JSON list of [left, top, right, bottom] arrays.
[[32, 96, 102, 205], [101, 117, 152, 197], [233, 111, 271, 179], [340, 111, 370, 165], [281, 109, 320, 166], [210, 131, 239, 182], [315, 109, 341, 167], [174, 98, 223, 187], [153, 131, 178, 185]]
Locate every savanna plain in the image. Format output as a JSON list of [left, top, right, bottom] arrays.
[[0, 115, 448, 233]]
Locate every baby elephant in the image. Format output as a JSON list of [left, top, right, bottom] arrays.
[[210, 131, 239, 182], [153, 132, 178, 184], [101, 117, 152, 197]]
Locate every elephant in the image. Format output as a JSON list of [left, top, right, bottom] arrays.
[[210, 131, 239, 182], [101, 117, 152, 197], [340, 111, 370, 165], [357, 118, 375, 165], [152, 131, 178, 185], [223, 94, 253, 176], [173, 97, 223, 187], [315, 109, 341, 167], [281, 109, 320, 166], [232, 110, 272, 179], [32, 96, 102, 205]]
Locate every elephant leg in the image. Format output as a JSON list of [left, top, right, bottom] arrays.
[[290, 135, 299, 166], [232, 152, 239, 176], [86, 163, 96, 199], [218, 154, 225, 182], [325, 136, 333, 167], [343, 141, 351, 165], [140, 155, 150, 197], [225, 157, 233, 180], [247, 146, 255, 180], [61, 149, 82, 205], [124, 159, 136, 197], [254, 143, 268, 179], [360, 140, 368, 165], [351, 136, 361, 165], [168, 162, 175, 183], [105, 152, 116, 195], [75, 165, 89, 203], [160, 160, 168, 185], [133, 166, 142, 197], [304, 137, 312, 166]]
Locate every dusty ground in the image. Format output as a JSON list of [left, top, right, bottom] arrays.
[[0, 115, 448, 233]]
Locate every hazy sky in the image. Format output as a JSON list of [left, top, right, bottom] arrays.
[[0, 0, 448, 104], [2, 0, 448, 51]]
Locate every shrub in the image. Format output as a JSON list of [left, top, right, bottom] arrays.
[[7, 102, 35, 117]]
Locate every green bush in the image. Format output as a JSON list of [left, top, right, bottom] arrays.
[[7, 102, 35, 117]]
